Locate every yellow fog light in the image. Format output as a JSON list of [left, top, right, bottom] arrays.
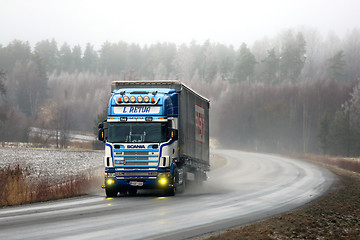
[[107, 179, 115, 185], [159, 178, 167, 185]]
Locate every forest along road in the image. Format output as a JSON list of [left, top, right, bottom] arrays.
[[0, 150, 334, 240]]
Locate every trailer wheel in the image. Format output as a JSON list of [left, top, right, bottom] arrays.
[[195, 170, 204, 186], [105, 188, 118, 197], [177, 168, 186, 193]]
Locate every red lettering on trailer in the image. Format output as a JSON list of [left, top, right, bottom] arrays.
[[195, 104, 205, 144]]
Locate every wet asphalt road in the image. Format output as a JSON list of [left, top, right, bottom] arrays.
[[0, 150, 334, 240]]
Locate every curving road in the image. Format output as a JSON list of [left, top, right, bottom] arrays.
[[0, 150, 334, 240]]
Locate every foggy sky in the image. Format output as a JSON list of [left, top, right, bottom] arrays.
[[1, 0, 360, 49]]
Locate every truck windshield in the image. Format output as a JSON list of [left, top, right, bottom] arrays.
[[107, 122, 169, 143]]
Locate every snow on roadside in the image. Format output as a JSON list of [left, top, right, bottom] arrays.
[[0, 148, 104, 183]]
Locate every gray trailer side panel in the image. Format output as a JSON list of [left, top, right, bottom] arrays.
[[179, 87, 209, 169]]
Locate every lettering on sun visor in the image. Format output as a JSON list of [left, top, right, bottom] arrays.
[[113, 106, 161, 114]]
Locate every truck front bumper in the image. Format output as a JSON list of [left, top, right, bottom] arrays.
[[105, 177, 173, 190]]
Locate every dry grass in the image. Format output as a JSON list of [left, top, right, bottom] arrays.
[[300, 154, 360, 174], [0, 163, 103, 207]]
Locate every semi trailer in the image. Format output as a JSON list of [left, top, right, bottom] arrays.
[[98, 80, 210, 197]]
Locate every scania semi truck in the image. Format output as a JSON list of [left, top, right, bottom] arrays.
[[98, 80, 210, 197]]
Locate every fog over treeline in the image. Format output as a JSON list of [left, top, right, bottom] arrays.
[[0, 27, 359, 156]]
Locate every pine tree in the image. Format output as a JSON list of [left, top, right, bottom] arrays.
[[34, 39, 59, 73], [58, 43, 72, 72], [0, 69, 7, 123], [259, 48, 279, 83], [328, 111, 355, 156], [326, 50, 346, 81], [72, 45, 82, 72], [233, 43, 256, 82], [317, 113, 330, 155], [0, 69, 6, 96], [82, 43, 99, 72], [13, 56, 48, 117], [279, 32, 306, 82]]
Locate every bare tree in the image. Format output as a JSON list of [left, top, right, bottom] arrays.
[[343, 81, 360, 134]]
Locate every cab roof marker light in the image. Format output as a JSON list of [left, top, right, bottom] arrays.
[[130, 96, 136, 103], [114, 97, 120, 105], [144, 96, 150, 103], [123, 96, 129, 103], [151, 97, 155, 103], [137, 96, 143, 103]]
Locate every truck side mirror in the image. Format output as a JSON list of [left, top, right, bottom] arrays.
[[98, 122, 106, 142], [170, 129, 178, 141], [98, 128, 105, 142]]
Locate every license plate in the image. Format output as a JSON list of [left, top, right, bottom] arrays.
[[130, 181, 143, 186]]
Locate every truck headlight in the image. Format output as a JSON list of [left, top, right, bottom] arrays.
[[158, 172, 171, 186], [107, 179, 115, 185], [159, 178, 167, 185]]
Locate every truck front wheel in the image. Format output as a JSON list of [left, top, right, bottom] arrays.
[[164, 175, 176, 196], [105, 188, 118, 197], [128, 189, 137, 195], [119, 190, 128, 196], [164, 186, 175, 196]]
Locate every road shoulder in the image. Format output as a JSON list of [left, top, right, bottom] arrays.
[[192, 162, 360, 240]]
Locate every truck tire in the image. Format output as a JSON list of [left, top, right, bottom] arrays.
[[177, 168, 186, 193], [176, 179, 185, 193], [164, 186, 175, 196], [164, 174, 176, 196], [128, 189, 137, 195], [195, 170, 204, 186], [119, 190, 128, 196], [105, 188, 118, 197]]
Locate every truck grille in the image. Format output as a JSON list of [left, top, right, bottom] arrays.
[[124, 151, 150, 156], [114, 147, 159, 179], [125, 161, 148, 166], [117, 171, 156, 176]]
